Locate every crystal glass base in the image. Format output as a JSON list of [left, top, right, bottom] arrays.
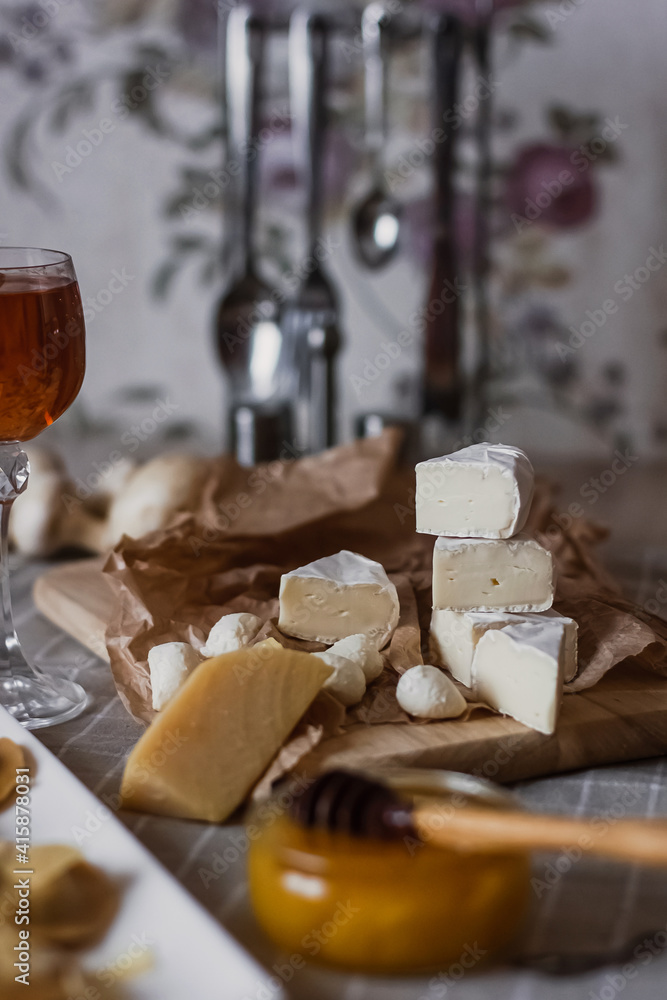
[[0, 673, 88, 729], [0, 441, 88, 729]]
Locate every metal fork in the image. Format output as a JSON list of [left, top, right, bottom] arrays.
[[283, 10, 342, 454]]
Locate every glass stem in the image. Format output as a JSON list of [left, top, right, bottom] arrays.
[[0, 441, 87, 729], [0, 442, 30, 681], [0, 500, 23, 676]]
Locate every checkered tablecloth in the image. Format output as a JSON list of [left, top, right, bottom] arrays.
[[13, 555, 667, 1000]]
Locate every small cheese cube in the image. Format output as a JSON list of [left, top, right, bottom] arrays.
[[396, 665, 467, 719], [278, 550, 399, 647], [200, 612, 264, 657], [148, 642, 202, 711], [472, 622, 564, 735], [416, 443, 534, 539], [432, 534, 554, 613], [430, 607, 577, 686]]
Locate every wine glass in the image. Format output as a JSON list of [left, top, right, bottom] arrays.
[[0, 247, 87, 728]]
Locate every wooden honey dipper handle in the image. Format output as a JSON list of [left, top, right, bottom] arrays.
[[413, 805, 667, 868], [289, 770, 667, 869]]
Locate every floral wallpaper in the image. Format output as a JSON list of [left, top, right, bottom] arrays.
[[1, 0, 666, 456]]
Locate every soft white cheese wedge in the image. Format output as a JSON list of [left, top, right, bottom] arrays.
[[396, 664, 467, 719], [430, 607, 577, 686], [325, 633, 384, 682], [148, 641, 203, 711], [472, 622, 565, 735], [546, 608, 578, 682], [416, 443, 534, 539], [278, 550, 400, 647], [200, 612, 264, 657], [432, 534, 554, 613], [430, 609, 513, 686]]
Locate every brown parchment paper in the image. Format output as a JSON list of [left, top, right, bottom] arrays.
[[102, 430, 667, 785]]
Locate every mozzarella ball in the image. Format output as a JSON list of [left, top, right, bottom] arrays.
[[149, 642, 202, 711], [200, 613, 264, 657], [396, 665, 467, 719], [315, 651, 367, 708], [327, 633, 384, 682]]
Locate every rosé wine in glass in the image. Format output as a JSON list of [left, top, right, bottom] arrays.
[[0, 248, 87, 729]]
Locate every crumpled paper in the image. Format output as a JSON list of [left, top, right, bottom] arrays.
[[102, 430, 667, 782]]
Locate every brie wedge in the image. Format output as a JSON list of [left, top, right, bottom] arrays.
[[432, 534, 554, 613], [416, 443, 534, 538], [278, 550, 400, 647], [472, 622, 565, 735], [430, 607, 577, 686]]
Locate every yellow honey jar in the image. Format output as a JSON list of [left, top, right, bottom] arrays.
[[247, 769, 531, 974]]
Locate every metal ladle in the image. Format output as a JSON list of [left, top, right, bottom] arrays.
[[351, 2, 402, 269]]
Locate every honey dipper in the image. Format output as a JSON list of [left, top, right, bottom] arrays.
[[291, 771, 667, 868]]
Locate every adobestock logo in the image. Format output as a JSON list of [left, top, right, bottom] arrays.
[[350, 274, 467, 399], [557, 245, 667, 360], [179, 106, 291, 222], [511, 117, 627, 234], [51, 65, 172, 182], [384, 75, 500, 193], [545, 0, 589, 27], [587, 926, 667, 1000], [8, 0, 72, 51]]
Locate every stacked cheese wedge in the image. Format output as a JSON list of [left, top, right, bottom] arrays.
[[416, 443, 577, 735]]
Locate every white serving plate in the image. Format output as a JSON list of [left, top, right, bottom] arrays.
[[0, 707, 284, 1000]]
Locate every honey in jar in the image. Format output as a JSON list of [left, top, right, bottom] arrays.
[[247, 770, 531, 974]]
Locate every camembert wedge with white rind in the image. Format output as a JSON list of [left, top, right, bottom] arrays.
[[432, 534, 554, 613], [473, 622, 565, 735], [278, 550, 400, 648], [120, 640, 332, 823], [415, 443, 534, 539], [430, 607, 577, 686]]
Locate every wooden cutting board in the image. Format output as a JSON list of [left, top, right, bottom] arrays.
[[33, 559, 667, 784], [34, 558, 111, 663]]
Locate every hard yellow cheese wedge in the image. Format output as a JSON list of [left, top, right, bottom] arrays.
[[120, 640, 331, 823]]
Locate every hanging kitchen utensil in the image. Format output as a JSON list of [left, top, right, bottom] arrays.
[[421, 15, 464, 425], [283, 10, 343, 453], [468, 8, 493, 432], [351, 2, 402, 269], [214, 5, 293, 460]]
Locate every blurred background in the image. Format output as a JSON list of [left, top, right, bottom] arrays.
[[1, 0, 666, 464]]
